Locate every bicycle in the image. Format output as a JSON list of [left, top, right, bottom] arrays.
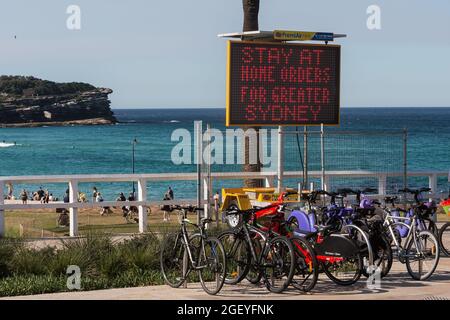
[[160, 205, 226, 295], [287, 190, 363, 286], [381, 192, 440, 280], [335, 188, 393, 279], [251, 191, 319, 293], [219, 205, 296, 293]]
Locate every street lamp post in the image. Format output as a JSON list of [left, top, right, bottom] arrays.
[[132, 138, 138, 196]]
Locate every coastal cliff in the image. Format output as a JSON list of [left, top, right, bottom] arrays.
[[0, 76, 117, 127]]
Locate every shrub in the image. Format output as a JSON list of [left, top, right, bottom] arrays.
[[0, 275, 66, 297], [0, 232, 165, 297], [0, 239, 22, 277], [117, 233, 161, 271]]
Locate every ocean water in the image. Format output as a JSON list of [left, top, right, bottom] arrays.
[[1, 107, 449, 200]]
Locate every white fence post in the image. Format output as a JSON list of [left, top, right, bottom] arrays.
[[323, 175, 330, 192], [378, 174, 387, 196], [138, 179, 147, 233], [429, 173, 438, 201], [69, 180, 78, 237], [0, 181, 4, 237], [203, 177, 210, 220]]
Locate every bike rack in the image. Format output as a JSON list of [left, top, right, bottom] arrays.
[[342, 224, 374, 274]]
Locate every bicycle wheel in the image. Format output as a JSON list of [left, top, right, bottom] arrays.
[[290, 236, 318, 293], [362, 235, 393, 278], [405, 230, 440, 280], [438, 222, 450, 256], [261, 236, 295, 293], [198, 236, 227, 295], [322, 245, 362, 286], [160, 232, 186, 288], [218, 230, 250, 285]]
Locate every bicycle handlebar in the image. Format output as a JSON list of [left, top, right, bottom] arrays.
[[398, 187, 431, 195], [173, 205, 204, 211]]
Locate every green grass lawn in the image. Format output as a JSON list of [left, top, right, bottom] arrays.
[[4, 207, 226, 238]]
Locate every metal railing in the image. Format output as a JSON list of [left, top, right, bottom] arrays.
[[0, 170, 448, 237]]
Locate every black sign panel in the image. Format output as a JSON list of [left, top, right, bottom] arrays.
[[226, 41, 341, 126]]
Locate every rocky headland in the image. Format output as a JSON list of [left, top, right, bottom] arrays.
[[0, 76, 117, 127]]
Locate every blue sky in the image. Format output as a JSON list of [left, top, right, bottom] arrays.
[[1, 0, 449, 108]]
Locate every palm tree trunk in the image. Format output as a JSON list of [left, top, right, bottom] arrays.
[[242, 0, 263, 188]]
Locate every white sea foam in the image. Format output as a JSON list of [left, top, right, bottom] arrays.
[[0, 142, 16, 148]]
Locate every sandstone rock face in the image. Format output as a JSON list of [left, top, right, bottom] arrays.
[[0, 76, 117, 127]]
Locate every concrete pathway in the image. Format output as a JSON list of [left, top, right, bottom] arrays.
[[3, 257, 450, 300]]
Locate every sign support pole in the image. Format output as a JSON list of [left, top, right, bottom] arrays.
[[303, 126, 308, 190], [195, 121, 203, 225], [277, 126, 284, 193], [321, 123, 326, 190]]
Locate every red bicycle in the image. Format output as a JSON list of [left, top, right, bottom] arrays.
[[219, 192, 319, 293]]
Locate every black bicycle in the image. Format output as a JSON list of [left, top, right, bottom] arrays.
[[160, 206, 226, 295], [219, 207, 296, 293]]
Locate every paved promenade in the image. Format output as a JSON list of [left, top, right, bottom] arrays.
[[3, 257, 450, 300]]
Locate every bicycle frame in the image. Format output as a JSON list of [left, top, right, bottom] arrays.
[[242, 223, 270, 269], [174, 209, 211, 274], [226, 209, 296, 283], [383, 209, 421, 260]]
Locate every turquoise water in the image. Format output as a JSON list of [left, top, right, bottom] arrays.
[[1, 108, 449, 200]]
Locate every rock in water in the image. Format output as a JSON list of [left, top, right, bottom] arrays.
[[0, 75, 117, 127]]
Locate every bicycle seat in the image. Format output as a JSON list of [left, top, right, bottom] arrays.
[[313, 224, 334, 235], [362, 187, 378, 193], [337, 188, 353, 196], [384, 196, 397, 203], [200, 217, 213, 225]]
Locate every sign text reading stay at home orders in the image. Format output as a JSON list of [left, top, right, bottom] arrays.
[[226, 41, 340, 126]]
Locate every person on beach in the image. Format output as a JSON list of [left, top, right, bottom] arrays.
[[128, 192, 138, 215], [6, 183, 13, 200], [161, 187, 175, 222], [20, 189, 28, 204], [59, 190, 70, 215], [49, 193, 54, 202], [37, 187, 45, 201], [116, 192, 128, 221], [96, 192, 111, 216], [161, 193, 172, 222], [32, 192, 40, 201], [42, 190, 50, 204], [63, 190, 69, 203], [92, 187, 98, 202], [167, 186, 174, 200], [78, 192, 87, 203]]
